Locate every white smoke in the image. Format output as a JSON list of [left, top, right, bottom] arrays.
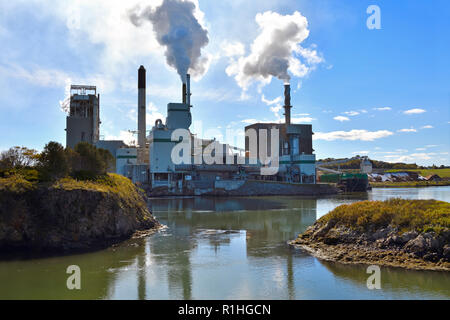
[[59, 78, 72, 113], [226, 11, 323, 90], [130, 0, 209, 82]]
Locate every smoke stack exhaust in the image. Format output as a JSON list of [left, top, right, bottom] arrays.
[[138, 66, 146, 148], [284, 84, 292, 125]]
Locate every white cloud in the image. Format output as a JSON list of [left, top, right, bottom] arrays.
[[270, 105, 283, 118], [421, 125, 433, 129], [293, 113, 310, 116], [146, 101, 165, 127], [373, 107, 392, 111], [0, 63, 69, 88], [415, 148, 426, 151], [383, 152, 440, 163], [261, 95, 282, 106], [105, 130, 136, 146], [404, 108, 426, 115], [314, 129, 393, 141], [397, 128, 417, 133], [333, 116, 350, 122], [291, 116, 315, 123], [221, 40, 245, 57], [343, 111, 360, 116], [241, 116, 315, 125], [352, 151, 369, 155]]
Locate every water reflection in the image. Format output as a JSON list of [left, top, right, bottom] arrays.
[[0, 187, 449, 299]]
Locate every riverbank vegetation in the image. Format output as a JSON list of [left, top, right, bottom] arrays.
[[0, 141, 114, 185], [320, 199, 450, 234], [0, 142, 159, 253], [292, 199, 450, 271], [371, 181, 450, 188]]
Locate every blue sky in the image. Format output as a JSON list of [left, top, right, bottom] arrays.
[[0, 0, 449, 165]]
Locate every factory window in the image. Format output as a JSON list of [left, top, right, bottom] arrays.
[[283, 142, 289, 155], [155, 173, 169, 181], [292, 137, 299, 155]]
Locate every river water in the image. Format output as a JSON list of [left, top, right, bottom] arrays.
[[0, 186, 449, 300]]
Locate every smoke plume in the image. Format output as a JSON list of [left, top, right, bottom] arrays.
[[130, 0, 209, 82], [226, 11, 322, 90]]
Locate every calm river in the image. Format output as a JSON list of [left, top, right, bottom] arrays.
[[0, 186, 449, 299]]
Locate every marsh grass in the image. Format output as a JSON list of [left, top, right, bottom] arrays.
[[320, 199, 450, 234]]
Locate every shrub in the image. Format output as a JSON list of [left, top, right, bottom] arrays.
[[69, 142, 114, 179], [38, 142, 70, 181], [0, 146, 39, 170]]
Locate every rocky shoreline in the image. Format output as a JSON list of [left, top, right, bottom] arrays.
[[290, 201, 450, 271], [0, 175, 160, 254]]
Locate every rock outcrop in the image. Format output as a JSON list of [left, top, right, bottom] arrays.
[[0, 175, 159, 253], [290, 200, 450, 271]]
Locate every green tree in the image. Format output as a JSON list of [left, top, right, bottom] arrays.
[[70, 142, 114, 179], [38, 142, 70, 180]]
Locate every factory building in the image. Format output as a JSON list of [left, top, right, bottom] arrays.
[[245, 84, 316, 183], [65, 85, 100, 149], [65, 67, 150, 183], [64, 65, 316, 189], [148, 75, 193, 187]]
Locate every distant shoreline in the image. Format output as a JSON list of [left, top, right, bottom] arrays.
[[371, 181, 450, 188]]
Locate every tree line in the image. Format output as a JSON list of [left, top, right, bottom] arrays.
[[0, 142, 114, 182]]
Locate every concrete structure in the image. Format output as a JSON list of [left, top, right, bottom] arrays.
[[95, 140, 127, 172], [245, 84, 316, 184], [149, 76, 193, 187], [116, 148, 138, 177], [65, 85, 100, 149], [63, 65, 322, 192], [360, 156, 373, 174]]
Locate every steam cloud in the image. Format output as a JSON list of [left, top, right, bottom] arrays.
[[130, 0, 209, 82], [226, 11, 323, 90]]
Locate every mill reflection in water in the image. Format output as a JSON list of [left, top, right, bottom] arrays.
[[0, 188, 449, 299]]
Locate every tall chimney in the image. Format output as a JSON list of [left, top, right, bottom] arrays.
[[138, 65, 146, 148], [283, 84, 292, 125], [186, 74, 191, 106], [182, 83, 187, 104]]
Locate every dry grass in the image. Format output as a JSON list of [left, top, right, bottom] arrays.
[[320, 199, 450, 234]]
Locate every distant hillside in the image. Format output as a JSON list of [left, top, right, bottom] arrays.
[[317, 157, 435, 170]]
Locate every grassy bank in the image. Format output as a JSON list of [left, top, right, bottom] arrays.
[[386, 168, 450, 178], [292, 199, 450, 270], [371, 181, 450, 188], [0, 173, 158, 252], [320, 199, 450, 234]]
